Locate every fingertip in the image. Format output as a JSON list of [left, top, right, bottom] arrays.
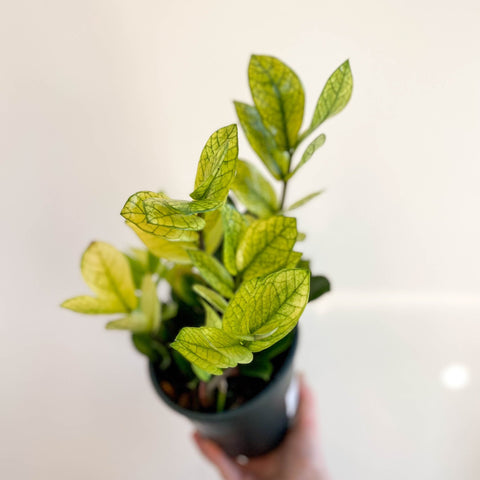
[[192, 433, 242, 480]]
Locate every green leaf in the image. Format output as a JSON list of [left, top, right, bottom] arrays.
[[188, 250, 234, 298], [222, 204, 248, 275], [288, 134, 326, 179], [287, 190, 324, 211], [234, 102, 288, 179], [132, 333, 171, 368], [223, 269, 310, 352], [139, 274, 161, 332], [200, 300, 222, 329], [62, 242, 137, 314], [239, 358, 273, 381], [144, 199, 206, 231], [232, 160, 278, 218], [191, 363, 212, 382], [167, 266, 202, 306], [127, 222, 196, 264], [249, 55, 305, 151], [236, 216, 298, 281], [121, 191, 199, 242], [191, 124, 238, 202], [303, 60, 352, 138], [309, 275, 330, 302], [125, 249, 162, 289], [106, 311, 150, 332], [285, 251, 302, 268], [149, 197, 222, 215], [61, 295, 126, 314], [193, 284, 228, 313], [171, 327, 253, 375], [202, 209, 224, 254]]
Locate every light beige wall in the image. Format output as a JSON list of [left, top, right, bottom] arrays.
[[1, 1, 479, 479]]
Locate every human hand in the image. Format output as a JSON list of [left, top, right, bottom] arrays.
[[193, 375, 329, 480]]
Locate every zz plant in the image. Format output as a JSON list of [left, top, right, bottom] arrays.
[[62, 55, 353, 412]]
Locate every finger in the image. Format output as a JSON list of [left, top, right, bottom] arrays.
[[294, 374, 317, 432], [193, 431, 243, 480]]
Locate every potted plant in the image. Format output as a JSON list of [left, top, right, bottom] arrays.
[[62, 54, 353, 457]]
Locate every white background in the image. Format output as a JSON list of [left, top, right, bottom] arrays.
[[1, 0, 479, 479]]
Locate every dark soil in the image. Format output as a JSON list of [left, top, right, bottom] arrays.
[[153, 341, 293, 413]]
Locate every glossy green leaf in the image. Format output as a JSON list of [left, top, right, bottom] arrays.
[[303, 60, 352, 138], [223, 269, 310, 352], [200, 300, 222, 329], [287, 190, 324, 211], [193, 284, 228, 313], [222, 204, 247, 275], [188, 250, 234, 298], [171, 327, 253, 375], [249, 55, 305, 151], [309, 275, 330, 302], [236, 216, 298, 281], [288, 134, 326, 179], [62, 242, 137, 314], [232, 160, 278, 218], [121, 191, 199, 242], [191, 124, 238, 202], [127, 222, 196, 264], [139, 274, 161, 332], [234, 102, 288, 179]]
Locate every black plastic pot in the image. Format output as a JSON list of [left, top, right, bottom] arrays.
[[149, 329, 299, 457]]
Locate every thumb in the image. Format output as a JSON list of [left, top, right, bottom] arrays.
[[193, 431, 243, 480]]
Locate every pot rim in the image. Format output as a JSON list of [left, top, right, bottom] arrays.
[[149, 327, 299, 422]]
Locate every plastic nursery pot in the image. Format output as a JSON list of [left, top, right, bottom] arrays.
[[149, 328, 300, 458]]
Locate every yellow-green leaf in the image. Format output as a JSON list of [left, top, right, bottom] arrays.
[[144, 198, 205, 231], [200, 299, 222, 329], [61, 295, 126, 314], [288, 134, 326, 179], [287, 190, 324, 211], [171, 327, 253, 375], [139, 274, 161, 332], [236, 216, 298, 281], [285, 251, 302, 268], [105, 311, 151, 333], [152, 197, 222, 215], [304, 60, 352, 137], [191, 363, 212, 382], [222, 204, 247, 275], [191, 124, 238, 202], [188, 250, 234, 298], [234, 102, 288, 179], [203, 209, 224, 254], [193, 284, 228, 313], [248, 55, 305, 151], [72, 242, 138, 313], [232, 160, 278, 218], [223, 269, 310, 352], [127, 222, 195, 264], [121, 191, 199, 242]]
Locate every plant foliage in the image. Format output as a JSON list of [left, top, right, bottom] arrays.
[[62, 55, 352, 409]]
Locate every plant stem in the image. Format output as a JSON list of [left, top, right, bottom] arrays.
[[279, 180, 288, 211], [216, 378, 228, 412]]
